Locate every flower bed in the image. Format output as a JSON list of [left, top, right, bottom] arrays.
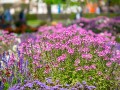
[[73, 16, 120, 35], [0, 24, 120, 90]]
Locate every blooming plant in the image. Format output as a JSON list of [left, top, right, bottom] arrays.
[[0, 23, 120, 90], [0, 31, 22, 90], [9, 78, 96, 90], [17, 24, 120, 89], [73, 16, 120, 35], [0, 31, 20, 54]]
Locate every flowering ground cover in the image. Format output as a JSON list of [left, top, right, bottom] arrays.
[[73, 16, 120, 35], [0, 23, 120, 90]]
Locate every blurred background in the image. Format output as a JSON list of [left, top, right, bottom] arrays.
[[0, 0, 120, 33]]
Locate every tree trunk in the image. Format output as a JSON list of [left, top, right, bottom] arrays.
[[47, 4, 52, 22], [27, 0, 31, 14]]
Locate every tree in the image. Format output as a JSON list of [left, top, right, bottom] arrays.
[[43, 0, 88, 21], [44, 0, 66, 21], [109, 0, 120, 6]]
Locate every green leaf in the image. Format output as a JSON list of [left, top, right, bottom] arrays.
[[44, 0, 64, 4], [4, 82, 9, 90]]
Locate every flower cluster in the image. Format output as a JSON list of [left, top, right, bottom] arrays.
[[0, 22, 120, 90], [16, 24, 120, 89], [9, 79, 96, 90], [73, 16, 120, 35]]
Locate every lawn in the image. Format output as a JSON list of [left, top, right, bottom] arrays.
[[27, 20, 42, 27]]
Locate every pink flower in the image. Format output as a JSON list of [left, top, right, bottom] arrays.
[[0, 36, 3, 41], [98, 51, 106, 57], [105, 75, 110, 80], [33, 55, 40, 60], [89, 76, 93, 80], [33, 61, 41, 67], [74, 59, 80, 66], [97, 71, 102, 76], [54, 42, 62, 49], [44, 65, 50, 74], [67, 48, 74, 54], [79, 23, 84, 27], [38, 64, 43, 68], [8, 54, 15, 67], [44, 42, 53, 51], [106, 62, 112, 67], [82, 48, 89, 53], [104, 56, 109, 61], [81, 53, 93, 60], [76, 67, 82, 71], [57, 54, 67, 62], [61, 44, 68, 50], [53, 62, 59, 68], [84, 65, 89, 71], [110, 58, 116, 62], [90, 64, 96, 69]]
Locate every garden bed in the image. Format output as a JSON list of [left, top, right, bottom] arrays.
[[0, 18, 120, 90]]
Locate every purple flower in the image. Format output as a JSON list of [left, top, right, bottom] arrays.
[[89, 86, 96, 89], [24, 83, 33, 88], [82, 81, 87, 85], [46, 77, 52, 84]]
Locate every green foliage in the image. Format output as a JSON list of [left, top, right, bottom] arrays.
[[4, 82, 9, 90], [68, 0, 86, 6], [116, 35, 120, 43], [26, 13, 120, 21], [44, 0, 66, 4], [110, 0, 120, 5]]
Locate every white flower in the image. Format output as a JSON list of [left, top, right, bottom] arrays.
[[100, 33, 104, 36], [13, 45, 17, 51], [0, 61, 5, 69], [16, 38, 21, 43], [6, 55, 10, 62]]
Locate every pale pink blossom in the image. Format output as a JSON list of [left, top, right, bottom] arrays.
[[106, 62, 112, 67]]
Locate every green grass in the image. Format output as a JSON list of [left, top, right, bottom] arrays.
[[27, 20, 41, 27], [27, 13, 120, 27]]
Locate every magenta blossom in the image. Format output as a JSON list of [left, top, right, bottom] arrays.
[[57, 54, 67, 62], [106, 62, 112, 67]]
